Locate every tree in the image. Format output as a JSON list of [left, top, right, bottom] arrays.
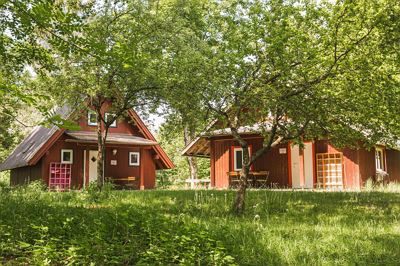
[[0, 0, 87, 167], [165, 0, 400, 214], [156, 122, 210, 187], [157, 0, 216, 182], [0, 0, 86, 118], [41, 0, 176, 187]]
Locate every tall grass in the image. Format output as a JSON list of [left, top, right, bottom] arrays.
[[0, 185, 399, 265]]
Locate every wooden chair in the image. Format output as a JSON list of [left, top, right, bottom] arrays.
[[227, 171, 240, 188], [253, 171, 269, 188]]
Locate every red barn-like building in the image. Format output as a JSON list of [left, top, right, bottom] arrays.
[[183, 127, 400, 190], [0, 104, 174, 190]]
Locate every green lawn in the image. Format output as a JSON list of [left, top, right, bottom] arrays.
[[0, 185, 399, 265]]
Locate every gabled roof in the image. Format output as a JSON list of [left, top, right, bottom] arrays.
[[182, 125, 266, 158], [128, 109, 175, 169], [0, 105, 71, 171], [0, 106, 174, 171]]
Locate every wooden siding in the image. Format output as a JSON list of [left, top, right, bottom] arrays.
[[212, 136, 289, 188], [142, 149, 156, 188], [314, 140, 378, 189], [39, 134, 157, 189], [358, 148, 376, 186], [210, 139, 216, 187], [213, 139, 231, 188], [10, 160, 42, 186], [255, 142, 289, 187], [41, 135, 85, 189], [75, 101, 146, 137], [77, 116, 143, 137], [386, 149, 400, 183], [105, 147, 140, 180]]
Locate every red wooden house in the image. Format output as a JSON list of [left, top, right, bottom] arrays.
[[0, 104, 174, 190], [183, 126, 400, 190]]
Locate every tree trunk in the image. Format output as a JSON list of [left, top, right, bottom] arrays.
[[184, 125, 198, 180], [233, 144, 250, 215], [96, 110, 104, 188], [232, 134, 284, 214]]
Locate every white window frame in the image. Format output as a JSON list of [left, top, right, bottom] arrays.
[[87, 111, 97, 126], [129, 152, 140, 166], [375, 147, 384, 171], [105, 113, 117, 127], [61, 149, 73, 164], [233, 147, 251, 171]]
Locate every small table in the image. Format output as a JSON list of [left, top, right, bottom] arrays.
[[106, 176, 138, 189]]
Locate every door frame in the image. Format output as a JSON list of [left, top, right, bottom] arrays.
[[87, 149, 99, 184]]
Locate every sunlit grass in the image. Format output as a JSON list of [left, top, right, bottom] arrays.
[[0, 183, 399, 265]]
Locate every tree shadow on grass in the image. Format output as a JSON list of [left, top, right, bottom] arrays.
[[0, 193, 237, 265]]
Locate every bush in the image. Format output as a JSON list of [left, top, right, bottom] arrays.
[[0, 172, 10, 193], [86, 181, 116, 203], [25, 180, 48, 193]]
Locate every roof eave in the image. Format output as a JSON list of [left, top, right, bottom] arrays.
[[127, 109, 175, 169]]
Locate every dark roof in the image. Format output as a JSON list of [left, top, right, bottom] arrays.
[[0, 105, 71, 171], [182, 124, 268, 158], [65, 131, 158, 146]]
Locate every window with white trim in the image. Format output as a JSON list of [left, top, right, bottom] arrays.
[[88, 111, 97, 126], [375, 147, 384, 171], [105, 113, 117, 127], [233, 147, 251, 171], [129, 152, 140, 166], [61, 149, 73, 164]]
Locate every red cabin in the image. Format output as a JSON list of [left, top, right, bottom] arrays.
[[183, 128, 400, 190], [0, 104, 174, 190]]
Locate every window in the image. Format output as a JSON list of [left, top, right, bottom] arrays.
[[233, 147, 251, 171], [88, 111, 97, 126], [105, 113, 117, 127], [375, 147, 384, 171], [129, 152, 140, 166], [61, 149, 73, 164]]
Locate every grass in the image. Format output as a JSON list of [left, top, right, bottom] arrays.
[[0, 183, 400, 265]]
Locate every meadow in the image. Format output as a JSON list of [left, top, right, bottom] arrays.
[[0, 183, 399, 265]]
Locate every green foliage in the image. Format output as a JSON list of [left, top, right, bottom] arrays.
[[156, 126, 210, 187], [1, 189, 400, 265], [162, 0, 400, 147], [0, 0, 86, 114], [0, 189, 235, 265], [0, 172, 10, 192], [25, 180, 48, 193], [86, 181, 116, 203]]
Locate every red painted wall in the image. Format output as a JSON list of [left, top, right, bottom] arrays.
[[41, 135, 85, 189], [40, 134, 157, 189], [142, 149, 156, 188], [358, 148, 376, 186], [314, 140, 379, 189], [213, 139, 231, 188], [76, 102, 144, 137], [105, 147, 140, 179], [211, 136, 289, 188], [385, 149, 400, 183], [210, 137, 390, 189]]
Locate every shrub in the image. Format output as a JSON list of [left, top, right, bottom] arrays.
[[86, 181, 116, 203]]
